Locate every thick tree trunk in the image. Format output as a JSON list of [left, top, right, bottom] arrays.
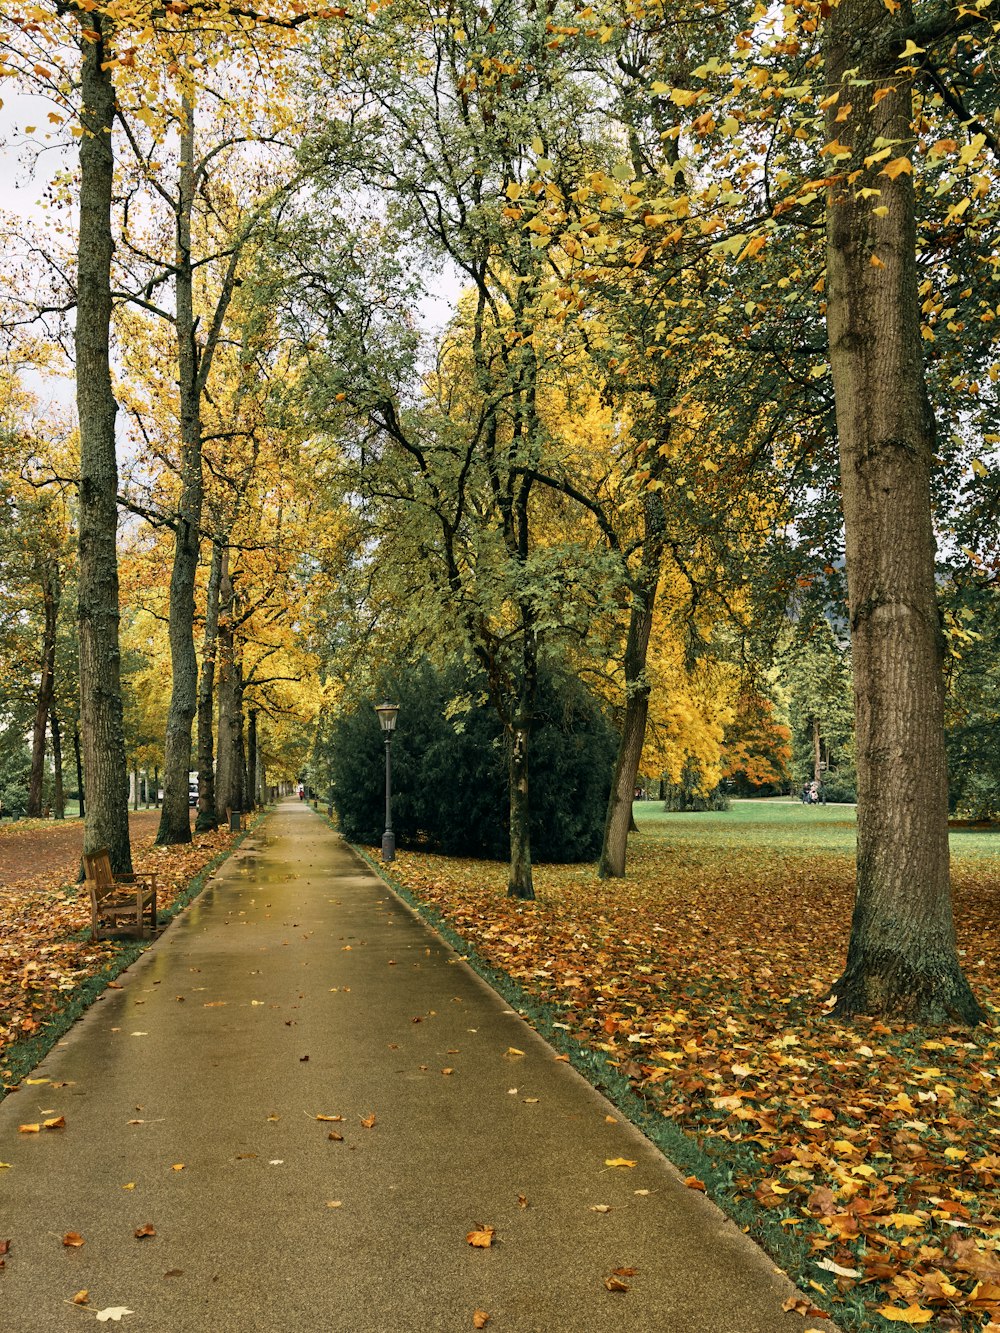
[[75, 15, 132, 874], [156, 99, 202, 846], [824, 0, 982, 1023], [27, 566, 58, 818], [195, 538, 223, 832], [50, 711, 65, 819]]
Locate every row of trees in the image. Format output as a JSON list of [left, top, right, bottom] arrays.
[[1, 0, 997, 1022]]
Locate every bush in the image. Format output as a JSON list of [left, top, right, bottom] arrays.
[[326, 658, 616, 862]]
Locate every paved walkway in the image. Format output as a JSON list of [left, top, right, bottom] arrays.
[[0, 801, 827, 1332]]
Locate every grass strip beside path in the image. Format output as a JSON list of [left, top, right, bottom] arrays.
[[358, 801, 1000, 1333]]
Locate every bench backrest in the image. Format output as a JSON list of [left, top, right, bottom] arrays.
[[83, 849, 115, 893]]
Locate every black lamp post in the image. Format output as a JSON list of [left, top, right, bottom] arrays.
[[374, 701, 399, 862]]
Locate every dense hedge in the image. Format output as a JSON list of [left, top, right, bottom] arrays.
[[326, 660, 616, 862]]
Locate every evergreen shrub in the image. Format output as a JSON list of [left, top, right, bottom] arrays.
[[326, 659, 616, 862]]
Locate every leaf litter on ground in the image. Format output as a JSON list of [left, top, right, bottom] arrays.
[[383, 810, 1000, 1330]]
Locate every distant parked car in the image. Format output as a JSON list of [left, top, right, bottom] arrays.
[[189, 781, 199, 807]]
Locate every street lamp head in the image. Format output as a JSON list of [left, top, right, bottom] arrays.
[[374, 701, 400, 733]]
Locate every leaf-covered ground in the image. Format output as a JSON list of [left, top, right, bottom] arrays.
[[381, 801, 1000, 1332], [0, 813, 238, 1074]]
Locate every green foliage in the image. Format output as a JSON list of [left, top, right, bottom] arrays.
[[780, 624, 856, 798], [0, 724, 29, 816], [945, 585, 1000, 821], [326, 658, 616, 862]]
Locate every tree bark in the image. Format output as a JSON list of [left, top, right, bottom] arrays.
[[75, 14, 132, 873], [824, 0, 982, 1023], [195, 537, 223, 831], [50, 710, 65, 819], [246, 708, 258, 811], [507, 720, 534, 900], [156, 96, 202, 846], [27, 564, 58, 818], [598, 482, 667, 876], [215, 548, 245, 821], [74, 723, 84, 819]]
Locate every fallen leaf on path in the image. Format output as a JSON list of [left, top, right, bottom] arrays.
[[134, 1225, 156, 1239], [684, 1176, 706, 1192], [360, 1113, 376, 1129], [326, 1201, 342, 1208], [163, 1269, 183, 1277], [605, 1158, 636, 1169], [315, 1114, 343, 1122], [467, 1225, 495, 1248], [62, 1232, 85, 1247], [72, 1290, 89, 1304], [170, 1164, 184, 1171], [473, 1312, 489, 1328], [95, 1308, 133, 1323], [43, 1116, 65, 1130], [328, 1131, 344, 1141], [605, 1276, 628, 1292], [506, 1047, 525, 1057], [590, 1204, 612, 1213], [517, 1194, 528, 1208], [18, 1124, 40, 1134]]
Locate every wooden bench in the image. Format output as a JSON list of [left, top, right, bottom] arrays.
[[84, 849, 158, 941]]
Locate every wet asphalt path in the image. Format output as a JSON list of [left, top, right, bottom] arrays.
[[0, 800, 828, 1332]]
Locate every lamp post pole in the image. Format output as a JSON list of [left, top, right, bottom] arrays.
[[374, 702, 399, 862]]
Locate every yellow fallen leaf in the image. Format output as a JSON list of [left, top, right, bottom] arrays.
[[473, 1312, 490, 1329], [506, 1047, 525, 1057], [43, 1116, 66, 1130], [890, 1212, 924, 1228], [605, 1158, 637, 1169], [73, 1290, 90, 1305], [63, 1232, 85, 1247], [876, 1305, 934, 1325], [25, 1078, 50, 1086], [466, 1224, 495, 1248], [122, 1182, 135, 1190], [326, 1200, 343, 1208], [171, 1163, 185, 1171], [315, 1114, 343, 1122]]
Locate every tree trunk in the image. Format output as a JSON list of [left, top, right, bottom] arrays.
[[50, 710, 65, 819], [812, 717, 822, 787], [507, 720, 534, 900], [599, 486, 666, 878], [599, 602, 655, 877], [27, 565, 58, 818], [195, 538, 223, 831], [75, 14, 132, 874], [215, 549, 244, 821], [246, 708, 258, 811], [74, 724, 84, 819], [156, 96, 202, 847], [824, 0, 982, 1023]]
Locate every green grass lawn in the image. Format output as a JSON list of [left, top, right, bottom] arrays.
[[633, 795, 999, 861]]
